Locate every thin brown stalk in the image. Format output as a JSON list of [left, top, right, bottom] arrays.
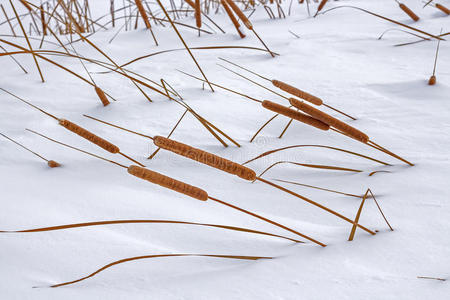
[[155, 0, 214, 92], [368, 189, 393, 231], [250, 113, 280, 142], [348, 189, 369, 241], [273, 179, 364, 199], [9, 0, 44, 82], [1, 4, 16, 36], [0, 132, 48, 162]]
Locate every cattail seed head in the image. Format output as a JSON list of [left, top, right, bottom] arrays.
[[47, 160, 61, 168], [317, 0, 328, 12], [224, 0, 253, 30], [154, 136, 256, 181], [436, 4, 450, 15], [95, 86, 110, 107], [272, 80, 323, 106], [128, 165, 208, 201], [262, 100, 330, 131], [289, 98, 369, 143], [428, 75, 436, 85], [399, 3, 420, 21], [221, 0, 246, 38], [58, 119, 120, 153]]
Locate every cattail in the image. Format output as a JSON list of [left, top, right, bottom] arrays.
[[134, 0, 152, 29], [195, 0, 201, 28], [317, 0, 328, 13], [128, 165, 208, 201], [289, 98, 369, 143], [272, 80, 323, 106], [153, 136, 256, 180], [40, 5, 47, 36], [224, 0, 253, 30], [435, 4, 450, 15], [428, 75, 436, 85], [94, 86, 110, 106], [221, 0, 246, 38], [47, 160, 61, 168], [58, 119, 120, 153], [398, 3, 420, 21], [262, 100, 330, 131]]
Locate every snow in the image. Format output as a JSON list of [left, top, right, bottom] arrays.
[[0, 0, 449, 298]]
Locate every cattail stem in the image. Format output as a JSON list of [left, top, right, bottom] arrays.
[[368, 189, 393, 231], [1, 88, 58, 120], [209, 196, 326, 246], [255, 177, 376, 236], [83, 114, 154, 140], [0, 132, 48, 162], [9, 0, 45, 82], [273, 179, 365, 199], [26, 129, 128, 169], [348, 189, 369, 241], [155, 0, 214, 92]]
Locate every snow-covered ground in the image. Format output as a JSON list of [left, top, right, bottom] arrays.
[[1, 0, 449, 298]]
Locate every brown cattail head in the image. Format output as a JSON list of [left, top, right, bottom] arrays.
[[135, 0, 152, 29], [195, 0, 201, 28], [94, 86, 110, 107], [436, 4, 450, 15], [221, 0, 246, 38], [127, 165, 208, 201], [317, 0, 329, 12], [428, 75, 436, 85], [154, 136, 256, 181], [262, 100, 330, 131], [399, 3, 420, 21], [58, 119, 120, 153], [47, 160, 61, 168], [224, 0, 253, 30], [289, 98, 369, 143], [272, 80, 323, 106]]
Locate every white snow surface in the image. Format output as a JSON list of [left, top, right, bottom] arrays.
[[1, 0, 449, 299]]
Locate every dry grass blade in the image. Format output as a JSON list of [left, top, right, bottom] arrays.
[[368, 189, 393, 231], [0, 219, 302, 243], [320, 5, 444, 40], [49, 253, 273, 288], [256, 161, 363, 180], [273, 179, 365, 199], [243, 144, 390, 166], [250, 112, 280, 142]]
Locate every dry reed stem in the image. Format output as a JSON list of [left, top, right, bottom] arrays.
[[435, 4, 450, 14], [289, 98, 369, 143], [134, 0, 151, 28], [0, 45, 27, 73], [154, 136, 256, 180], [40, 4, 47, 35], [262, 100, 330, 131], [19, 0, 33, 11], [58, 119, 120, 153], [272, 80, 323, 106], [429, 29, 442, 85], [250, 112, 280, 142], [255, 177, 376, 236], [348, 189, 369, 241], [1, 4, 16, 36], [49, 253, 273, 288], [0, 219, 302, 243], [94, 86, 110, 106], [0, 131, 49, 162], [155, 0, 214, 92], [417, 276, 446, 281], [398, 3, 420, 21], [209, 196, 326, 246], [224, 0, 253, 29], [128, 165, 208, 201], [368, 189, 393, 231], [9, 0, 44, 82]]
